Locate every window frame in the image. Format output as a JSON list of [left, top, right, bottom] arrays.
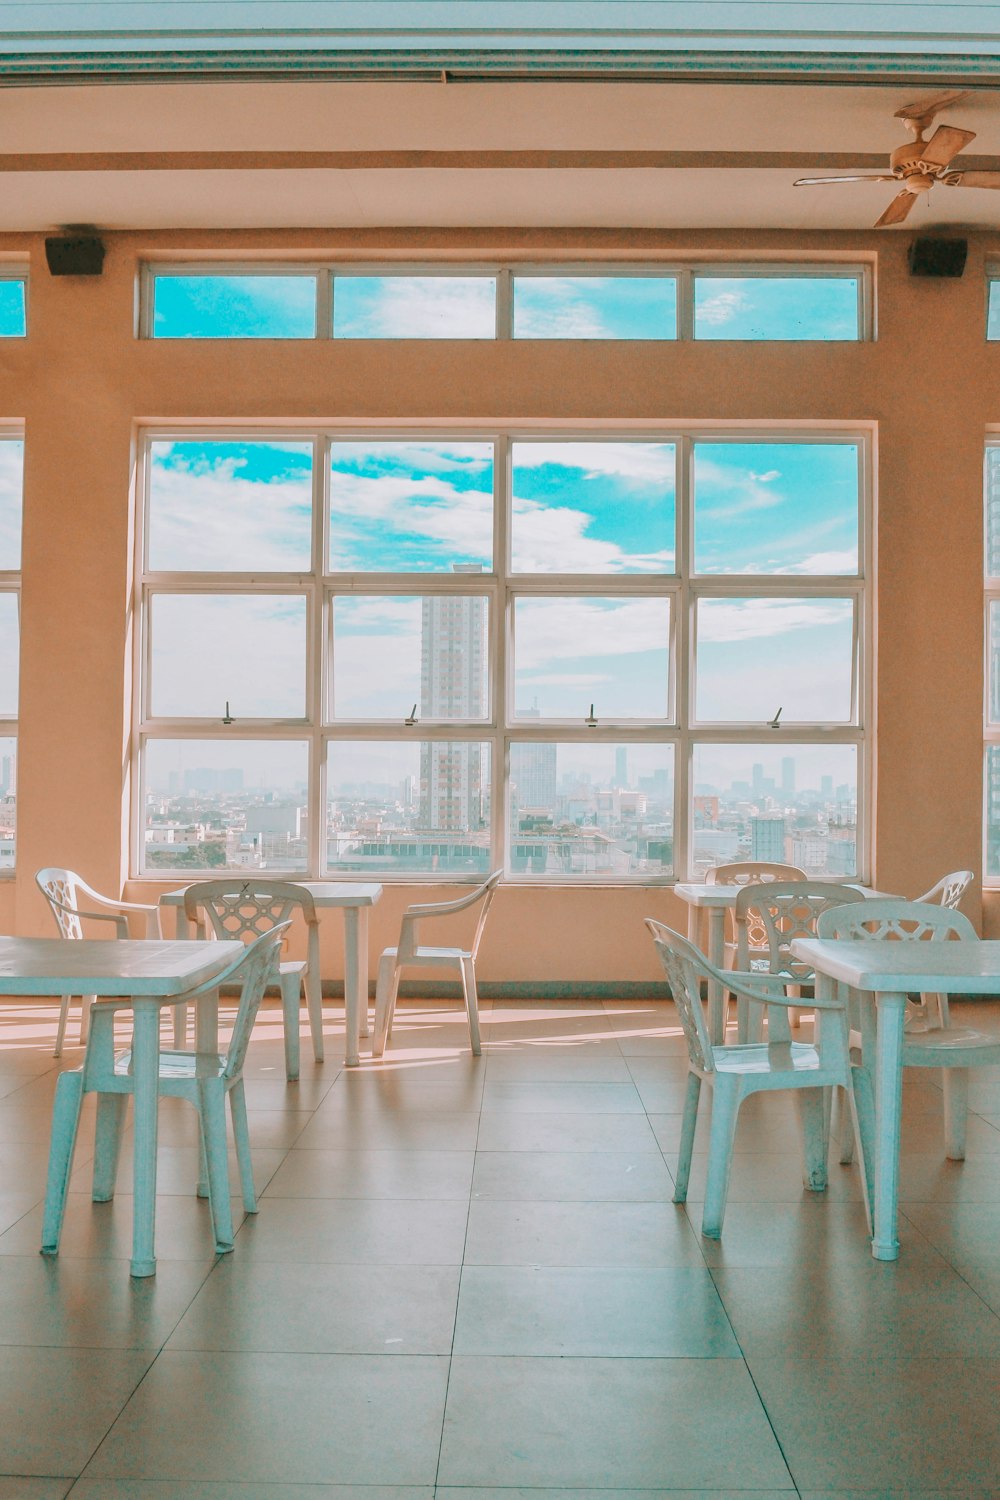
[[0, 424, 22, 875], [133, 423, 872, 884], [984, 436, 1000, 884]]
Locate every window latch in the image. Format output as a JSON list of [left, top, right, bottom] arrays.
[[768, 706, 782, 728], [404, 703, 418, 726], [585, 703, 598, 727], [222, 700, 234, 725]]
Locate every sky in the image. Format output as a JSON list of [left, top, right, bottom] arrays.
[[0, 281, 26, 339]]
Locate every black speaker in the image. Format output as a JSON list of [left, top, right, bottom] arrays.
[[44, 235, 105, 277], [908, 237, 967, 278]]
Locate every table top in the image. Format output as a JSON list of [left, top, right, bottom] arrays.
[[160, 881, 382, 910], [0, 937, 244, 995], [675, 881, 878, 909], [791, 937, 1000, 993]]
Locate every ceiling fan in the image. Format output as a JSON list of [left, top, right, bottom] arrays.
[[794, 91, 1000, 227]]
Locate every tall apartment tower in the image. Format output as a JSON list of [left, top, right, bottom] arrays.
[[419, 565, 487, 831]]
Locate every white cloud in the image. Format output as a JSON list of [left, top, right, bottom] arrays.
[[515, 597, 670, 670], [336, 277, 496, 338], [514, 279, 616, 338], [695, 289, 748, 327], [697, 597, 852, 646], [0, 441, 23, 569], [151, 595, 306, 717], [149, 448, 312, 571], [513, 441, 675, 486]]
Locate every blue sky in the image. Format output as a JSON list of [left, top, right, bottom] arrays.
[[0, 281, 26, 338]]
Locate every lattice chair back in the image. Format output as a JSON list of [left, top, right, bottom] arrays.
[[36, 868, 87, 940], [644, 919, 715, 1074], [708, 861, 808, 951], [738, 880, 868, 981], [183, 879, 317, 949], [220, 925, 289, 1080], [816, 897, 978, 945], [916, 870, 974, 911]]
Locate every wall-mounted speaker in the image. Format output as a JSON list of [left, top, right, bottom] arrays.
[[44, 235, 105, 276], [908, 237, 968, 278]]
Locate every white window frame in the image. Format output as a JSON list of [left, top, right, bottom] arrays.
[[0, 424, 22, 875], [139, 260, 873, 343], [133, 423, 871, 884], [984, 437, 1000, 884]]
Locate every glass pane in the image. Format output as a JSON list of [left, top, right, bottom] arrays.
[[987, 747, 1000, 877], [326, 741, 491, 875], [0, 737, 15, 869], [0, 595, 19, 716], [333, 277, 496, 338], [692, 743, 858, 879], [150, 595, 307, 718], [151, 275, 316, 338], [0, 440, 23, 569], [143, 739, 309, 872], [511, 442, 675, 574], [0, 281, 26, 337], [329, 441, 493, 573], [148, 441, 313, 572], [509, 742, 674, 877], [693, 276, 860, 340], [512, 276, 676, 339], [988, 281, 1000, 341], [986, 447, 1000, 578], [513, 596, 671, 720], [693, 441, 859, 576], [696, 597, 854, 723], [332, 595, 487, 721], [991, 602, 1000, 723]]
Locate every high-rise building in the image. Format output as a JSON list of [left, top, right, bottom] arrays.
[[511, 706, 557, 813], [781, 756, 795, 799], [820, 774, 834, 798], [615, 747, 629, 787], [751, 815, 786, 862], [419, 565, 487, 831]]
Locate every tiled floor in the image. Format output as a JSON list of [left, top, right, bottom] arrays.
[[0, 995, 999, 1496]]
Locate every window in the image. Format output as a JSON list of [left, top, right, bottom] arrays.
[[0, 433, 21, 870], [0, 274, 26, 337], [985, 442, 1000, 878], [136, 429, 868, 881], [143, 264, 869, 342]]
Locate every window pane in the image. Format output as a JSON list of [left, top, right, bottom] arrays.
[[148, 441, 313, 572], [332, 595, 487, 721], [988, 281, 1000, 341], [333, 277, 496, 338], [987, 447, 1000, 578], [0, 281, 26, 337], [987, 747, 1000, 877], [692, 743, 858, 878], [990, 602, 1000, 723], [143, 739, 309, 872], [0, 595, 18, 717], [511, 441, 675, 574], [0, 440, 22, 569], [326, 740, 491, 875], [150, 595, 307, 718], [513, 597, 671, 721], [693, 276, 860, 340], [0, 737, 15, 869], [329, 441, 493, 573], [509, 742, 673, 877], [151, 275, 316, 338], [693, 441, 859, 576], [695, 597, 854, 723], [512, 276, 677, 339]]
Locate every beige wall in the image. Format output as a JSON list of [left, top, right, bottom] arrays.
[[0, 226, 995, 985]]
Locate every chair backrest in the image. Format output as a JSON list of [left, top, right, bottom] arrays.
[[398, 869, 503, 960], [915, 870, 974, 910], [166, 922, 289, 1080], [707, 861, 807, 887], [182, 879, 317, 945], [736, 880, 868, 980], [35, 867, 109, 940], [645, 919, 715, 1073], [816, 897, 978, 943], [469, 869, 504, 959]]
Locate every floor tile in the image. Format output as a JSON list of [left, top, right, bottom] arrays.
[[453, 1265, 739, 1356], [71, 1487, 432, 1499], [0, 1193, 236, 1262], [264, 1148, 475, 1200], [294, 1110, 481, 1152], [479, 1080, 644, 1114], [683, 1151, 864, 1202], [0, 1346, 153, 1475], [437, 1355, 791, 1489], [471, 1150, 674, 1201], [483, 1050, 632, 1083], [0, 1481, 73, 1498], [85, 1351, 449, 1485], [236, 1197, 470, 1264], [474, 1111, 659, 1153], [167, 1260, 460, 1353], [624, 1059, 703, 1112], [691, 1199, 944, 1269], [436, 1493, 796, 1500], [901, 1199, 1000, 1264], [464, 1199, 707, 1267], [68, 1145, 286, 1199], [0, 1254, 213, 1348]]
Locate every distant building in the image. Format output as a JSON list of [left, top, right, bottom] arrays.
[[419, 565, 487, 833], [751, 816, 786, 862], [615, 747, 629, 787], [781, 756, 795, 799]]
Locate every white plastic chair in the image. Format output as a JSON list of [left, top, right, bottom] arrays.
[[182, 880, 322, 1081], [41, 925, 287, 1259], [733, 880, 867, 1041], [372, 870, 502, 1058], [913, 870, 975, 1027], [818, 898, 1000, 1167], [35, 867, 162, 1055], [707, 860, 807, 968], [645, 919, 853, 1239]]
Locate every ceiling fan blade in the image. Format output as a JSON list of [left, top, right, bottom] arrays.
[[793, 175, 897, 186], [947, 170, 1000, 189], [894, 89, 968, 122], [874, 190, 918, 228], [921, 124, 976, 167]]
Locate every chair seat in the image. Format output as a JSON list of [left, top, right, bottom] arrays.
[[381, 945, 469, 965], [850, 1024, 1000, 1063], [712, 1040, 821, 1078], [279, 959, 306, 978], [114, 1047, 229, 1082]]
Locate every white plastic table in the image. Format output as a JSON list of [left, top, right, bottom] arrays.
[[674, 881, 882, 1043], [792, 937, 1000, 1262], [0, 936, 243, 1278], [160, 882, 382, 1068]]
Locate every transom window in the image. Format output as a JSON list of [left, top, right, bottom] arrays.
[[135, 429, 869, 881], [0, 273, 27, 338]]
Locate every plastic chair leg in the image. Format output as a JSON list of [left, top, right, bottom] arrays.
[[942, 1067, 969, 1161], [798, 1089, 828, 1191], [172, 1002, 188, 1048], [701, 1078, 741, 1239], [372, 954, 401, 1058], [850, 1059, 877, 1221], [41, 1071, 85, 1254], [460, 955, 482, 1056], [229, 1078, 257, 1214], [79, 995, 96, 1046], [91, 1092, 128, 1202], [279, 972, 301, 1082], [304, 967, 324, 1063], [673, 1072, 702, 1204], [198, 1082, 234, 1253], [54, 995, 71, 1058]]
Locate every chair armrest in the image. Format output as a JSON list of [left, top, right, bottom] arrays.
[[724, 969, 844, 1011], [402, 890, 486, 920], [73, 909, 130, 938]]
